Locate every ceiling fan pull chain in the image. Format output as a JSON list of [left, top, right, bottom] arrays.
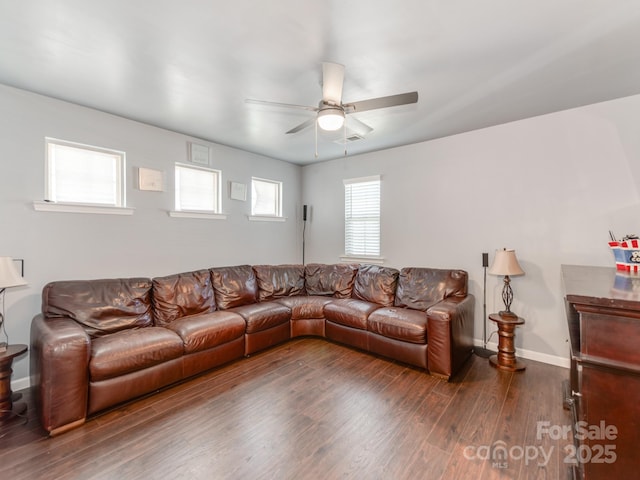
[[344, 119, 347, 156], [315, 120, 319, 158]]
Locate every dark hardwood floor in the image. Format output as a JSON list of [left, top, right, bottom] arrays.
[[0, 338, 572, 479]]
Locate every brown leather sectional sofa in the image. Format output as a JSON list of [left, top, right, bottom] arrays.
[[30, 263, 474, 435]]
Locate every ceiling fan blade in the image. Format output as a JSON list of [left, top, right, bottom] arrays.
[[322, 62, 345, 105], [245, 98, 318, 112], [344, 91, 418, 113], [286, 117, 316, 134], [345, 116, 374, 136]]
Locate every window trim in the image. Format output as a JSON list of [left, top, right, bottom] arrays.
[[43, 137, 127, 210], [172, 163, 223, 216], [342, 174, 382, 262], [250, 176, 283, 218], [33, 200, 134, 215], [247, 215, 286, 222], [168, 210, 227, 220], [44, 137, 127, 208], [339, 254, 385, 265]]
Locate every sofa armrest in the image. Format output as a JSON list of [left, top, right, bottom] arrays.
[[426, 295, 474, 380], [30, 314, 91, 435]]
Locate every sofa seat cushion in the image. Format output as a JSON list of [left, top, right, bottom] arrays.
[[367, 307, 428, 344], [273, 295, 333, 320], [90, 327, 184, 382], [166, 311, 246, 354], [324, 299, 380, 330], [229, 302, 291, 334]]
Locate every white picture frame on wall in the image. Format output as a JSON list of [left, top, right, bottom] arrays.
[[230, 181, 247, 201], [189, 142, 210, 166], [138, 167, 164, 191]]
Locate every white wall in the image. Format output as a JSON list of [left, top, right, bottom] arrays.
[[4, 83, 640, 388], [303, 93, 640, 366], [0, 84, 303, 386]]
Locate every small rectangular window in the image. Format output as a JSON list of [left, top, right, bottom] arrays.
[[45, 138, 125, 207], [175, 164, 221, 213], [251, 177, 282, 217], [344, 175, 381, 257]]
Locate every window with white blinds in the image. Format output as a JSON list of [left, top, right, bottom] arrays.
[[175, 164, 221, 213], [344, 175, 381, 257], [251, 177, 282, 217], [45, 138, 125, 206]]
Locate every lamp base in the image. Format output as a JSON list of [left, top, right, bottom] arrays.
[[498, 310, 518, 319]]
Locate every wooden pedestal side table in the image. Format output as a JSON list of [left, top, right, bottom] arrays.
[[488, 313, 526, 372], [0, 344, 28, 421]]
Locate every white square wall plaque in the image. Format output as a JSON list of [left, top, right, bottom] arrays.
[[189, 142, 210, 166], [138, 167, 164, 191], [230, 181, 247, 201]]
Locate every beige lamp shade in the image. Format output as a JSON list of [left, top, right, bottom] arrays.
[[488, 249, 524, 277], [0, 257, 27, 289]]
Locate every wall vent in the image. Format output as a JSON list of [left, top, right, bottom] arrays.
[[334, 133, 363, 144]]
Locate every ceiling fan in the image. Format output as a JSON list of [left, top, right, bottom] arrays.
[[246, 62, 418, 137]]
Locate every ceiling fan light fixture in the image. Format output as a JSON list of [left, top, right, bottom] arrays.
[[317, 107, 345, 131]]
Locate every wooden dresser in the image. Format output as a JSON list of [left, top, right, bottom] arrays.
[[562, 264, 640, 479]]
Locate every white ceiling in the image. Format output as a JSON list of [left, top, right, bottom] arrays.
[[2, 1, 640, 165]]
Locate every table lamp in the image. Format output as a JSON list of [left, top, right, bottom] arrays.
[[0, 257, 27, 352], [488, 248, 524, 318]]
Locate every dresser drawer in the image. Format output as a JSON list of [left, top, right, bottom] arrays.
[[580, 310, 640, 364]]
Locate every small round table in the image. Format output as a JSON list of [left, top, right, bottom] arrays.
[[488, 313, 526, 372], [0, 344, 28, 420]]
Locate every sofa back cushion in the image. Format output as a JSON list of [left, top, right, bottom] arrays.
[[304, 263, 358, 298], [394, 268, 468, 311], [152, 269, 216, 326], [352, 264, 399, 306], [42, 278, 153, 337], [210, 265, 258, 309], [253, 264, 305, 302]]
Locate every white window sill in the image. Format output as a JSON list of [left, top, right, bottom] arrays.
[[33, 201, 134, 215], [248, 215, 286, 222], [168, 211, 228, 220], [340, 255, 385, 265]]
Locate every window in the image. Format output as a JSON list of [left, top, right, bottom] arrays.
[[45, 138, 125, 207], [344, 175, 381, 258], [251, 177, 282, 217], [174, 164, 221, 213]]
